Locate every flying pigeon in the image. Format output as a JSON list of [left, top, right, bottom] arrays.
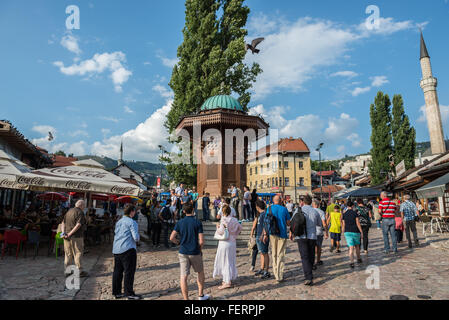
[[245, 37, 264, 54], [48, 132, 54, 141]]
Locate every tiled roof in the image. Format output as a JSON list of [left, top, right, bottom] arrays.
[[316, 170, 335, 176], [249, 138, 310, 160], [51, 155, 78, 167], [312, 185, 344, 194]]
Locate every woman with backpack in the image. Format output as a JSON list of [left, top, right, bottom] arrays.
[[355, 199, 372, 254], [212, 204, 242, 289]]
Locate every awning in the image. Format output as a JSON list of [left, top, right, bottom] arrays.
[[17, 159, 143, 196], [415, 172, 449, 199], [341, 187, 381, 199], [0, 149, 31, 190]]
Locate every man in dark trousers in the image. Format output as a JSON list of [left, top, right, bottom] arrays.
[[291, 195, 322, 286], [202, 193, 211, 222]]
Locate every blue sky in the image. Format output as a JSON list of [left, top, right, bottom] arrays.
[[1, 0, 449, 162]]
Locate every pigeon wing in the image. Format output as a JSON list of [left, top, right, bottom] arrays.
[[251, 37, 265, 48]]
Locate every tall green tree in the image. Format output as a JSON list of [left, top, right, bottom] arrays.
[[369, 91, 393, 185], [391, 94, 416, 171], [163, 0, 261, 185]]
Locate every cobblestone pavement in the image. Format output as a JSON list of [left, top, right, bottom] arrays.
[[1, 224, 448, 300], [75, 225, 449, 301]]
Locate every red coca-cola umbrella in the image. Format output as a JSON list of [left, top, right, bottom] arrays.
[[37, 192, 68, 201], [69, 192, 116, 201]]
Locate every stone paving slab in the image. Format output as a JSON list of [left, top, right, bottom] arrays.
[[1, 223, 448, 300]]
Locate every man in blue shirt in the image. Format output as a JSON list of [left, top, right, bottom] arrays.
[[266, 195, 290, 283], [170, 203, 210, 301], [112, 204, 141, 300], [291, 195, 323, 286]]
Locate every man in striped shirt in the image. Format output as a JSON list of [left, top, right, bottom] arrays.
[[379, 191, 398, 254]]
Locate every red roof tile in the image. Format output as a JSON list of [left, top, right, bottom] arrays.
[[312, 185, 344, 194], [249, 138, 310, 160]]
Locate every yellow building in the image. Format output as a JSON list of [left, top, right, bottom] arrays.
[[246, 138, 312, 202]]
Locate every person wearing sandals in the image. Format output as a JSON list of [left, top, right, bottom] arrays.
[[341, 200, 363, 269], [251, 200, 271, 279], [327, 205, 342, 253], [212, 204, 243, 289]]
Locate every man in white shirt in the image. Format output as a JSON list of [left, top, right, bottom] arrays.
[[286, 200, 294, 218]]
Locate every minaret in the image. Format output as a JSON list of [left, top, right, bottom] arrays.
[[118, 141, 124, 166], [419, 31, 446, 155]]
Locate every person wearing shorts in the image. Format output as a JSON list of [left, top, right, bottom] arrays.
[[170, 203, 209, 300], [328, 205, 342, 253], [341, 200, 363, 269]]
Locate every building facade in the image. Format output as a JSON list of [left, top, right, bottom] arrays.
[[339, 154, 372, 177], [247, 138, 311, 202]]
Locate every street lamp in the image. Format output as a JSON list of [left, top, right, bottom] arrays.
[[316, 143, 324, 200], [158, 145, 165, 190]]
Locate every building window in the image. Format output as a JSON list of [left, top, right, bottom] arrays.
[[255, 167, 258, 174], [299, 161, 304, 169], [279, 161, 282, 168], [267, 163, 270, 169], [260, 180, 263, 188], [285, 177, 290, 187], [275, 177, 278, 186], [272, 177, 275, 186], [267, 178, 270, 187], [255, 181, 258, 188], [284, 161, 289, 169], [250, 181, 252, 188], [250, 168, 252, 175], [299, 177, 304, 186], [260, 166, 263, 174]]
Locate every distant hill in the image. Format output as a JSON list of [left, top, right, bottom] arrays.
[[76, 155, 166, 186], [416, 140, 449, 157]]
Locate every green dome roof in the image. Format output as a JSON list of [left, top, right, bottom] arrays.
[[200, 95, 244, 112]]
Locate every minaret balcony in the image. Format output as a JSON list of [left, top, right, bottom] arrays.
[[420, 77, 438, 91]]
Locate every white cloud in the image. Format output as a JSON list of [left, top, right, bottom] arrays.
[[158, 55, 178, 68], [32, 125, 56, 136], [246, 17, 358, 99], [371, 75, 389, 87], [101, 128, 111, 136], [337, 145, 346, 154], [153, 84, 174, 99], [90, 100, 173, 161], [248, 105, 361, 156], [69, 130, 89, 138], [324, 113, 359, 143], [330, 71, 359, 78], [351, 86, 371, 96], [143, 61, 151, 66], [99, 116, 121, 123], [418, 104, 449, 123], [347, 133, 362, 147], [358, 17, 425, 36], [124, 106, 134, 114], [60, 33, 81, 55], [53, 52, 132, 92]]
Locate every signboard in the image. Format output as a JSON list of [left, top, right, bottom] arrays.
[[395, 160, 406, 177], [156, 177, 161, 189]]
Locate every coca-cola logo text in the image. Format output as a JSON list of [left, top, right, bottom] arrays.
[[65, 180, 92, 190], [0, 179, 27, 189], [16, 176, 45, 185], [50, 168, 106, 179], [111, 185, 137, 195]]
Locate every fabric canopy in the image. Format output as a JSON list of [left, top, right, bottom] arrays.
[[341, 187, 381, 199], [16, 159, 142, 196], [0, 149, 31, 190], [415, 172, 449, 199], [333, 186, 360, 199]]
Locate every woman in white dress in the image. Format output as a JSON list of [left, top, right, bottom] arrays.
[[213, 204, 242, 289]]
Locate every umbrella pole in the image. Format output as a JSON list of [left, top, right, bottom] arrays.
[[11, 189, 17, 219]]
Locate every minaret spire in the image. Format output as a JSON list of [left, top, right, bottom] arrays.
[[118, 140, 124, 165], [419, 30, 446, 155]]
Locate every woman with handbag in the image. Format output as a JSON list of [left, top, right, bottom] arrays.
[[212, 204, 242, 289]]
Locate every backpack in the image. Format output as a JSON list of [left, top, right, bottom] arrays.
[[263, 206, 280, 236], [161, 206, 172, 221], [290, 207, 307, 237], [237, 188, 243, 202]]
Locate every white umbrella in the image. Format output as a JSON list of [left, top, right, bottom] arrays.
[[0, 149, 30, 190]]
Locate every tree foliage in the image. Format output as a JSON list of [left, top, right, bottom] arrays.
[[369, 91, 393, 185], [163, 0, 261, 187], [391, 94, 416, 171], [166, 0, 261, 132]]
